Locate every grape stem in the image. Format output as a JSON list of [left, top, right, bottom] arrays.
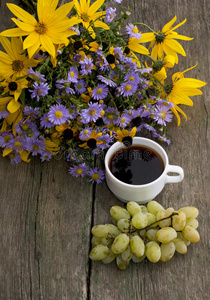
[[140, 212, 179, 231]]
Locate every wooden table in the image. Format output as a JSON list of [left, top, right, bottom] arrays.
[[0, 0, 209, 299]]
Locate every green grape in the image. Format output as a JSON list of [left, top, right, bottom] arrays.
[[121, 244, 133, 262], [117, 219, 133, 233], [131, 212, 148, 229], [144, 212, 157, 227], [156, 227, 177, 243], [110, 206, 130, 222], [111, 233, 130, 254], [91, 225, 109, 238], [130, 235, 145, 257], [172, 211, 186, 231], [186, 218, 199, 229], [139, 229, 147, 238], [164, 207, 175, 226], [177, 232, 191, 246], [91, 236, 102, 246], [102, 249, 117, 264], [100, 236, 112, 246], [145, 241, 161, 263], [156, 210, 170, 228], [179, 207, 199, 221], [126, 201, 141, 216], [89, 244, 109, 261], [147, 201, 165, 216], [139, 205, 148, 213], [105, 223, 121, 238], [132, 254, 146, 263], [146, 229, 159, 242], [160, 242, 175, 262], [174, 238, 187, 254], [116, 255, 130, 270], [182, 226, 200, 243]]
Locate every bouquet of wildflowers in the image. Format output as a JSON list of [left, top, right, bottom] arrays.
[[0, 0, 206, 183]]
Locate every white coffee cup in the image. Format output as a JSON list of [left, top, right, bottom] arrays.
[[105, 137, 184, 203]]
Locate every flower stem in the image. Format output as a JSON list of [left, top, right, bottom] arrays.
[[140, 212, 179, 231]]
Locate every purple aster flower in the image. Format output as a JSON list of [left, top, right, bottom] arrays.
[[155, 99, 174, 108], [103, 107, 119, 125], [138, 78, 150, 89], [40, 113, 54, 128], [80, 103, 102, 124], [8, 151, 22, 164], [153, 132, 171, 145], [27, 68, 46, 82], [29, 81, 50, 101], [106, 7, 116, 23], [73, 54, 82, 63], [0, 104, 9, 119], [56, 79, 75, 95], [15, 119, 40, 138], [114, 47, 124, 60], [74, 79, 87, 94], [126, 24, 142, 40], [113, 0, 122, 3], [67, 66, 79, 83], [88, 167, 105, 183], [69, 27, 80, 35], [122, 57, 138, 71], [23, 106, 41, 119], [97, 134, 114, 150], [118, 80, 138, 97], [79, 56, 93, 76], [92, 84, 109, 100], [124, 71, 140, 84], [26, 137, 46, 156], [138, 67, 152, 74], [48, 104, 70, 125], [95, 51, 109, 72], [0, 132, 13, 147], [40, 151, 52, 162], [97, 75, 117, 88], [69, 163, 89, 178], [119, 114, 132, 127], [34, 53, 47, 60], [7, 136, 27, 151], [154, 105, 173, 126], [79, 127, 92, 140]]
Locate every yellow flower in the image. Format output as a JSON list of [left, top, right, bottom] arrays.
[[127, 37, 149, 56], [44, 138, 60, 155], [115, 127, 137, 147], [0, 0, 76, 58], [79, 130, 102, 149], [0, 36, 39, 78], [165, 65, 207, 126], [140, 16, 193, 63], [72, 0, 109, 39], [1, 74, 28, 102]]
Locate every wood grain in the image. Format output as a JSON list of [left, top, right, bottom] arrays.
[[0, 0, 209, 299]]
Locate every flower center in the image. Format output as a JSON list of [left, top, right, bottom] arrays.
[[92, 173, 99, 181], [83, 129, 89, 135], [76, 168, 83, 175], [22, 124, 29, 131], [96, 88, 102, 95], [12, 60, 24, 72], [125, 84, 132, 91], [85, 65, 91, 71], [129, 76, 135, 81], [37, 89, 43, 95], [33, 145, 39, 151], [77, 84, 82, 89], [89, 109, 96, 116], [164, 83, 174, 94], [9, 153, 15, 159], [55, 111, 63, 119], [4, 135, 11, 143], [81, 13, 90, 22], [35, 22, 47, 34], [132, 27, 138, 33], [155, 32, 166, 44], [121, 117, 126, 123], [87, 138, 96, 148], [70, 72, 75, 78], [8, 81, 18, 91], [122, 136, 132, 147], [107, 114, 114, 120], [160, 111, 167, 119], [14, 141, 22, 148]]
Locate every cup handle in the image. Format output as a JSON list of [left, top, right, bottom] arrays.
[[165, 165, 184, 183]]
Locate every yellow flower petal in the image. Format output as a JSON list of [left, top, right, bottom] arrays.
[[7, 98, 21, 113], [164, 39, 186, 56], [3, 148, 14, 157], [162, 15, 177, 32], [11, 18, 35, 32], [0, 27, 27, 37], [7, 3, 37, 25], [88, 0, 105, 15], [140, 32, 155, 43], [40, 35, 55, 58], [23, 32, 40, 49], [94, 20, 109, 30]]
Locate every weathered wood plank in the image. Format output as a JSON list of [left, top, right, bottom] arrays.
[[91, 0, 210, 299]]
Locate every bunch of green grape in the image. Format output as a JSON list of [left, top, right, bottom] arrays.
[[89, 200, 200, 270]]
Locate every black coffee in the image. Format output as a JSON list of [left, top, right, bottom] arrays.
[[109, 145, 164, 185]]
